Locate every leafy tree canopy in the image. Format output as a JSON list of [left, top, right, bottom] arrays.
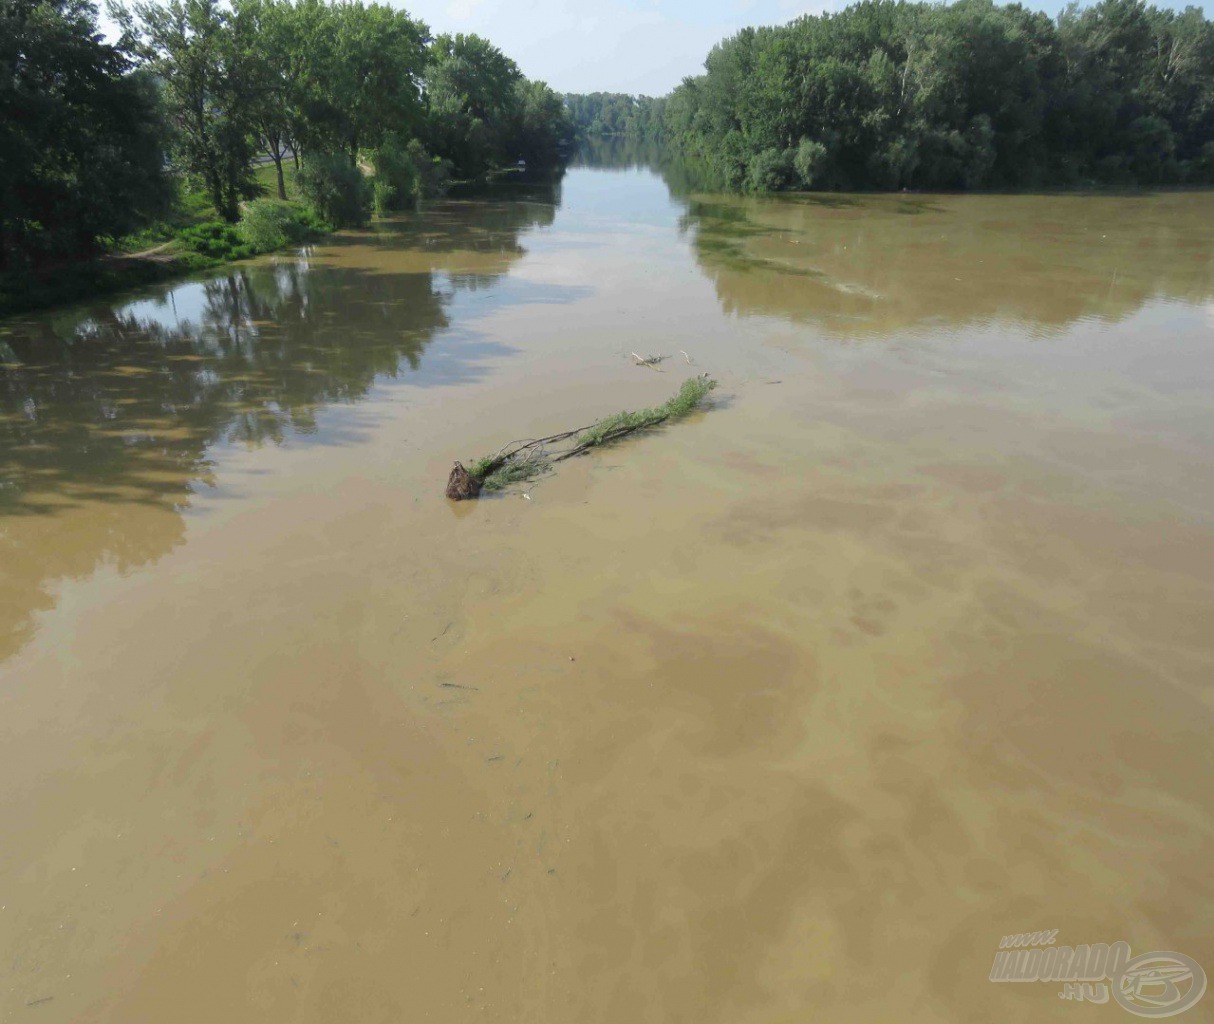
[[0, 0, 171, 268], [576, 0, 1214, 192]]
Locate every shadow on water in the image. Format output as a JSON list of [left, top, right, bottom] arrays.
[[0, 182, 565, 660]]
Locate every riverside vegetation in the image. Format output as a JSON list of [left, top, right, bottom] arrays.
[[566, 0, 1214, 192], [0, 0, 575, 315], [7, 0, 1211, 316]]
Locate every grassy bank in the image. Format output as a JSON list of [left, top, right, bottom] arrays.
[[0, 164, 325, 319]]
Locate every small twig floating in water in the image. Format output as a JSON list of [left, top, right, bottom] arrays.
[[445, 375, 717, 500]]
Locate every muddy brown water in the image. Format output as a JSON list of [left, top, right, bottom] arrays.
[[2, 154, 1213, 1023]]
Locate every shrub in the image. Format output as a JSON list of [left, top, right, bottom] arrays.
[[238, 199, 311, 251], [405, 139, 452, 198], [372, 179, 397, 216], [714, 130, 750, 191], [371, 133, 420, 214], [793, 138, 830, 189], [296, 154, 372, 228], [371, 136, 454, 213], [177, 221, 256, 262], [746, 147, 795, 193]]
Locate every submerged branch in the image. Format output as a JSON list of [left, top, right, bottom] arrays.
[[446, 374, 718, 500]]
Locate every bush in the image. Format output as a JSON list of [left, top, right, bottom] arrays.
[[371, 136, 453, 212], [372, 179, 397, 216], [177, 221, 256, 262], [410, 140, 453, 198], [714, 130, 750, 191], [371, 134, 420, 214], [746, 147, 795, 192], [238, 199, 311, 251], [296, 154, 372, 228], [793, 138, 830, 189]]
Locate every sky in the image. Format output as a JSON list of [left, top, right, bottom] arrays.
[[97, 0, 1214, 97], [395, 0, 1214, 96], [399, 0, 824, 95]]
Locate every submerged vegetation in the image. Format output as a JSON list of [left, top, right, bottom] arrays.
[[568, 0, 1214, 192], [447, 375, 718, 499]]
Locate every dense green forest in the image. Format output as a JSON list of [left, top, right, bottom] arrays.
[[563, 92, 664, 137], [572, 0, 1214, 192], [0, 0, 574, 307]]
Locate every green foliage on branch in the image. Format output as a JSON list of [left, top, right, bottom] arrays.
[[572, 375, 717, 450], [480, 451, 550, 492], [468, 375, 718, 494]]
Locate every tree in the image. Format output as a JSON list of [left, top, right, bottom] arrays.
[[0, 0, 170, 269], [303, 0, 429, 164], [510, 79, 575, 168], [562, 92, 638, 135], [658, 0, 1214, 191], [424, 33, 521, 176], [129, 0, 258, 220], [232, 0, 318, 198]]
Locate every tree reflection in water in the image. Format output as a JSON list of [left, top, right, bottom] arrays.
[[0, 181, 562, 660]]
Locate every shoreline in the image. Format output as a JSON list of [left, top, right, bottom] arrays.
[[0, 228, 333, 322]]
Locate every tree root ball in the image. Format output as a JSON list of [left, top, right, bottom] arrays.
[[445, 461, 482, 501]]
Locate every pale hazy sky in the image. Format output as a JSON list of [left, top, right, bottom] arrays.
[[396, 0, 1214, 95]]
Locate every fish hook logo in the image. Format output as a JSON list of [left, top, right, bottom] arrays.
[[1113, 951, 1207, 1019]]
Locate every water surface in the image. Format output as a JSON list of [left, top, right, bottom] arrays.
[[2, 153, 1212, 1023]]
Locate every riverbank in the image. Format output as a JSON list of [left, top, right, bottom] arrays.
[[0, 162, 556, 319], [0, 166, 333, 320]]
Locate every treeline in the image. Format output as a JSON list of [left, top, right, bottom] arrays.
[[563, 93, 665, 138], [592, 0, 1214, 192], [1, 0, 574, 282]]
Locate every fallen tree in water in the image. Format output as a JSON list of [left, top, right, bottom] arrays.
[[446, 374, 717, 500]]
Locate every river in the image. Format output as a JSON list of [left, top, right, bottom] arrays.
[[1, 144, 1212, 1022]]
